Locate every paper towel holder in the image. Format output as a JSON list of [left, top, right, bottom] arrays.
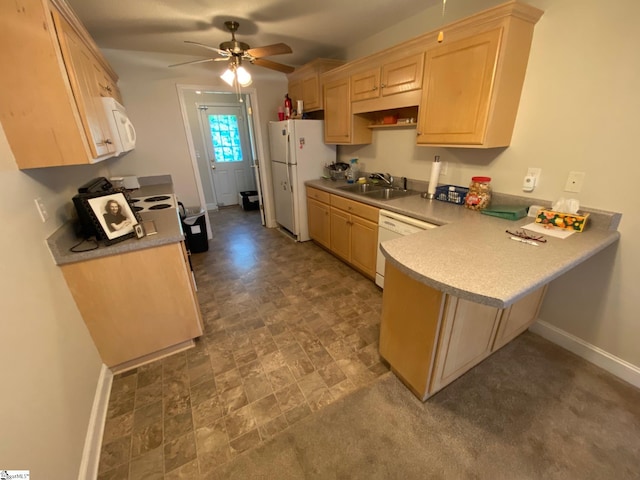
[[426, 155, 442, 199]]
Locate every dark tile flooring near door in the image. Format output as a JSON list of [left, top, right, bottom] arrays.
[[98, 206, 387, 479]]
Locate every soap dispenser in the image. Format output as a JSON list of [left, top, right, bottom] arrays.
[[346, 158, 359, 183]]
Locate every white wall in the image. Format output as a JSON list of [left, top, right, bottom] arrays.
[[0, 125, 105, 476], [103, 49, 288, 226], [341, 0, 640, 368]]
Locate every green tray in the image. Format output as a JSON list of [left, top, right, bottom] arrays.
[[480, 205, 528, 221]]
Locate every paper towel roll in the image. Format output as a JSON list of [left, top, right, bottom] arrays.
[[427, 157, 442, 197]]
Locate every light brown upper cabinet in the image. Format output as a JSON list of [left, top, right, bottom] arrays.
[[53, 10, 116, 159], [323, 76, 372, 145], [0, 0, 122, 169], [416, 3, 543, 147], [351, 54, 424, 103], [287, 59, 345, 112], [321, 1, 542, 148]]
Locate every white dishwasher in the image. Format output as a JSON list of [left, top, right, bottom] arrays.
[[376, 209, 437, 288]]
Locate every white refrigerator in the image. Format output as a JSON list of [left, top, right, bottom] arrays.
[[268, 119, 336, 241]]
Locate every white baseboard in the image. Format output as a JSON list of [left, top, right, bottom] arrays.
[[529, 321, 640, 389], [78, 364, 113, 480]]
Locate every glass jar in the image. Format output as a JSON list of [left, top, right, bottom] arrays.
[[464, 176, 492, 210]]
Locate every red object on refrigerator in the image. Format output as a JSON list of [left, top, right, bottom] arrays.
[[284, 94, 292, 119]]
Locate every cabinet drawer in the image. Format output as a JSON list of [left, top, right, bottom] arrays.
[[306, 186, 331, 204], [330, 194, 379, 223]]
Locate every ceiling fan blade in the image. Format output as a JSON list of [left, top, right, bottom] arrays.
[[251, 58, 295, 74], [168, 58, 215, 68], [184, 40, 228, 56], [246, 42, 292, 58]]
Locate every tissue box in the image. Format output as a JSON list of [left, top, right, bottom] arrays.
[[535, 209, 589, 232]]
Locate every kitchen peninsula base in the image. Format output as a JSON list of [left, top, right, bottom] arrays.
[[380, 262, 546, 401]]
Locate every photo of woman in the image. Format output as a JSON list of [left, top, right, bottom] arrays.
[[103, 199, 132, 232], [88, 192, 137, 241]]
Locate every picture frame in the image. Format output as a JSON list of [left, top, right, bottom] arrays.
[[76, 190, 142, 245]]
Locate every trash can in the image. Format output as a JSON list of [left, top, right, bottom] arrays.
[[239, 190, 259, 211], [178, 203, 208, 253]]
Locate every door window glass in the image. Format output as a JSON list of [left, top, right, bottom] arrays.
[[207, 114, 243, 162]]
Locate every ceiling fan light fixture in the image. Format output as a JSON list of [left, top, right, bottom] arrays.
[[220, 67, 236, 86], [236, 66, 252, 87]]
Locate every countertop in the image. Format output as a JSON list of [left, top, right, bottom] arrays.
[[47, 182, 184, 266], [306, 178, 621, 308]]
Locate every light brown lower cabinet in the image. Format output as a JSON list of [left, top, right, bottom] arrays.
[[61, 241, 203, 370], [306, 187, 379, 280], [379, 262, 546, 401], [307, 197, 331, 249], [327, 204, 378, 279]]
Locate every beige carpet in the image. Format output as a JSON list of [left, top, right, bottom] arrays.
[[209, 332, 640, 480]]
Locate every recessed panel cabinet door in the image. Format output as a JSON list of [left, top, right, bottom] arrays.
[[329, 206, 351, 261], [307, 197, 331, 249], [381, 53, 424, 96], [324, 78, 351, 143], [350, 215, 378, 278], [429, 296, 501, 395], [53, 11, 115, 158], [351, 67, 381, 102], [302, 75, 321, 110], [417, 28, 502, 146]]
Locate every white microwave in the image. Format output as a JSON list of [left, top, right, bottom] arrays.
[[101, 97, 136, 156]]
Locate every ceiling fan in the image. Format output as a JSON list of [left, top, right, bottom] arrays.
[[169, 20, 294, 85]]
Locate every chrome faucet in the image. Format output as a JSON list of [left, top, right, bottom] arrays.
[[369, 172, 394, 186]]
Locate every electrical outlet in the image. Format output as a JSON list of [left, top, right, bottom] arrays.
[[564, 171, 586, 193], [522, 167, 541, 192], [440, 161, 448, 176], [526, 167, 541, 184], [34, 197, 49, 222]]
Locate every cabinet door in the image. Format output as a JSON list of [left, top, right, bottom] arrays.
[[324, 77, 351, 143], [329, 206, 351, 261], [351, 67, 381, 102], [417, 28, 502, 146], [493, 286, 546, 351], [381, 53, 424, 96], [95, 63, 123, 104], [307, 197, 331, 249], [53, 12, 115, 157], [430, 296, 501, 394], [302, 74, 321, 110], [288, 78, 302, 107], [350, 215, 378, 278]]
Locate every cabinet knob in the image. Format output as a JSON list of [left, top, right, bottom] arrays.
[[372, 85, 378, 91], [380, 83, 386, 88]]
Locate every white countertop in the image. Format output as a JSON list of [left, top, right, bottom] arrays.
[[306, 178, 621, 308]]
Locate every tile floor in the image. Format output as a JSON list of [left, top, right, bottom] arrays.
[[97, 206, 387, 479]]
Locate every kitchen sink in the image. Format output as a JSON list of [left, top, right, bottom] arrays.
[[363, 188, 420, 200], [337, 183, 385, 194]]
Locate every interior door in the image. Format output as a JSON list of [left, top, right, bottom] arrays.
[[199, 105, 256, 206]]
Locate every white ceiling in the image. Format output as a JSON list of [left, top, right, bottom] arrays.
[[66, 0, 440, 69]]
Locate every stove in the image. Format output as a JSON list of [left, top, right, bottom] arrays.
[[130, 194, 177, 213]]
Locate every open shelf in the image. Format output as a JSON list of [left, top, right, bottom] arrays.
[[368, 122, 417, 129]]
